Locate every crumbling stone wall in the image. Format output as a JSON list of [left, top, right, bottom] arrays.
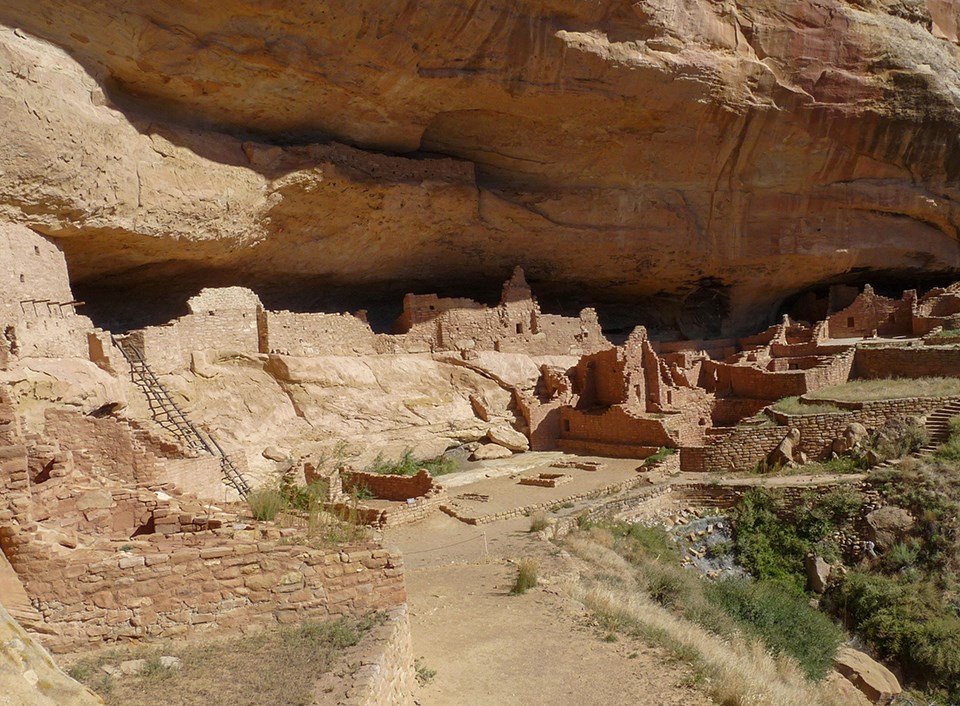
[[339, 469, 447, 527], [130, 308, 260, 374], [393, 268, 608, 355], [826, 285, 915, 339], [0, 395, 406, 653], [0, 225, 95, 360], [558, 406, 668, 458]]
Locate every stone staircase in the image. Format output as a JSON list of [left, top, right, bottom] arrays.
[[112, 336, 251, 498], [867, 400, 960, 474], [920, 400, 960, 453]]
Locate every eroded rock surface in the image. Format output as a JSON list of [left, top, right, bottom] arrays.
[[0, 2, 958, 332], [0, 602, 104, 706]]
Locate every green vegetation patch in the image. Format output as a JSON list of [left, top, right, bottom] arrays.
[[733, 488, 862, 590], [365, 448, 456, 476], [705, 579, 843, 681]]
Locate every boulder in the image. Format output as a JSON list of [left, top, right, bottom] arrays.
[[825, 671, 872, 706], [470, 444, 514, 461], [865, 506, 915, 551], [832, 422, 869, 455], [804, 555, 831, 594], [486, 425, 529, 452], [834, 647, 901, 705], [261, 446, 291, 463], [767, 428, 801, 468]]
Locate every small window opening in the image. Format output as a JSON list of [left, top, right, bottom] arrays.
[[33, 246, 40, 255], [516, 323, 523, 334], [563, 419, 571, 433], [19, 274, 24, 283], [888, 313, 896, 323], [847, 317, 855, 327]]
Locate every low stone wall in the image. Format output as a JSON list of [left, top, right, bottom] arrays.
[[334, 606, 415, 706], [854, 345, 960, 380], [674, 478, 872, 510], [689, 395, 959, 472], [5, 526, 405, 653], [696, 425, 787, 473], [340, 469, 447, 527], [441, 468, 658, 525]]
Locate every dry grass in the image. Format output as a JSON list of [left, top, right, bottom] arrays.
[[806, 377, 960, 402], [562, 535, 847, 706], [66, 615, 383, 706]]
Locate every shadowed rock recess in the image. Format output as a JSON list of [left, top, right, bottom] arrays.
[[0, 1, 958, 334]]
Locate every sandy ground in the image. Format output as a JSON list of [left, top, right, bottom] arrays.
[[384, 467, 712, 706]]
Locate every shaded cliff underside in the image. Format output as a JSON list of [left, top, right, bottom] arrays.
[[1, 0, 960, 334]]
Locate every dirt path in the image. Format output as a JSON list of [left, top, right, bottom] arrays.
[[386, 511, 710, 706]]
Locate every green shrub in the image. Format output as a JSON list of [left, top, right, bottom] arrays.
[[247, 487, 285, 521], [834, 571, 960, 700], [883, 540, 921, 572], [935, 417, 960, 462], [733, 488, 864, 590], [510, 559, 539, 594], [643, 447, 675, 466], [706, 579, 844, 681], [870, 416, 929, 461], [365, 449, 455, 476]]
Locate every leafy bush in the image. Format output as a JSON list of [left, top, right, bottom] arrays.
[[733, 488, 863, 590], [707, 579, 843, 680], [643, 447, 675, 466], [834, 571, 960, 701], [883, 540, 921, 572], [604, 522, 680, 564], [247, 487, 285, 521], [510, 559, 539, 594], [365, 449, 456, 476]]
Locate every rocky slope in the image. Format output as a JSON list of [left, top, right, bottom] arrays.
[[0, 1, 959, 332]]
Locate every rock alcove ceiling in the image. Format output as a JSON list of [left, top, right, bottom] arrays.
[[0, 0, 959, 335]]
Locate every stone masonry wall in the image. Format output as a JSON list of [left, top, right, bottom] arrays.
[[134, 309, 260, 374], [10, 529, 405, 653], [262, 310, 377, 356], [691, 395, 959, 472], [325, 605, 415, 706], [854, 346, 960, 380], [42, 409, 157, 484], [558, 406, 671, 458], [340, 469, 447, 527]]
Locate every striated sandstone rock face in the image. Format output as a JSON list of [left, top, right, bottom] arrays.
[[0, 2, 959, 332], [0, 602, 105, 706]]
